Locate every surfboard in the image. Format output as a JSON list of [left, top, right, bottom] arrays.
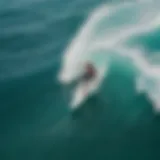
[[70, 65, 107, 110]]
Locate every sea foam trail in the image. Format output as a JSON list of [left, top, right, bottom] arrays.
[[58, 1, 160, 111], [58, 5, 112, 83]]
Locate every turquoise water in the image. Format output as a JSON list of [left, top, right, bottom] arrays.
[[1, 0, 160, 160]]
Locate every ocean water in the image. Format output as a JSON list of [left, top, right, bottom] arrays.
[[1, 0, 160, 160]]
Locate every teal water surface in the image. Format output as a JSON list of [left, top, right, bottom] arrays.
[[1, 0, 160, 160]]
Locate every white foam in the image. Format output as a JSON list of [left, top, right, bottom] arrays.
[[58, 5, 113, 84]]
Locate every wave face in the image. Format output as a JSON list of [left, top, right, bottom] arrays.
[[1, 0, 160, 160]]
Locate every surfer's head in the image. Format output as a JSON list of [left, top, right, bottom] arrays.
[[85, 63, 94, 70]]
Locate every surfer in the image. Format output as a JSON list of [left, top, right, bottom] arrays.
[[81, 63, 96, 82], [79, 63, 96, 95]]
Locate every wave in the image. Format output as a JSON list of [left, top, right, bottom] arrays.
[[58, 0, 160, 111]]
